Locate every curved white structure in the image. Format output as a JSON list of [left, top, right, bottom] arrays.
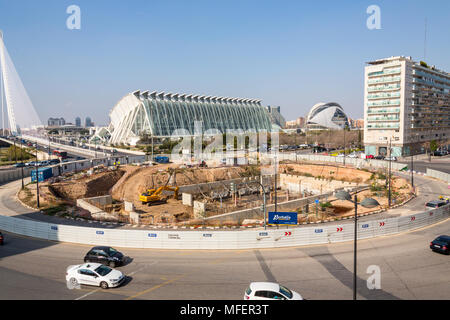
[[108, 91, 273, 145], [306, 102, 349, 130], [0, 31, 42, 133]]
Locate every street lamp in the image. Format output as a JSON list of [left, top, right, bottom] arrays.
[[335, 190, 380, 300], [35, 145, 40, 208], [20, 139, 24, 189]]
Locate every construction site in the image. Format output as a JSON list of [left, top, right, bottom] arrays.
[[18, 159, 414, 227]]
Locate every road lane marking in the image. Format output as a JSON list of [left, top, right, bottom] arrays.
[[75, 288, 100, 300], [124, 274, 186, 300]]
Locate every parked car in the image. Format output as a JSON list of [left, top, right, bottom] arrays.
[[83, 246, 125, 268], [49, 159, 60, 165], [429, 235, 450, 255], [366, 154, 374, 159], [432, 150, 445, 156], [244, 282, 303, 300], [374, 155, 385, 160], [0, 231, 4, 245], [425, 200, 447, 211], [13, 163, 26, 167], [66, 263, 125, 289], [384, 156, 397, 161]]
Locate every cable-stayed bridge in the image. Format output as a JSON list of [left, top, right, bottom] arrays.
[[0, 31, 42, 135]]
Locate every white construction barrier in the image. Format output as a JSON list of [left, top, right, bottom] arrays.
[[0, 204, 448, 249]]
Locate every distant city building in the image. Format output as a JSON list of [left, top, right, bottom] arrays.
[[306, 102, 349, 130], [85, 117, 93, 127], [47, 117, 65, 127], [364, 56, 450, 156], [286, 116, 305, 128], [75, 117, 81, 127], [355, 119, 364, 129], [266, 106, 286, 129]]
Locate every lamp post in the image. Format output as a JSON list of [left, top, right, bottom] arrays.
[[410, 154, 414, 191], [20, 139, 24, 189], [388, 138, 392, 207], [343, 124, 347, 166], [35, 145, 40, 208], [335, 190, 380, 300]]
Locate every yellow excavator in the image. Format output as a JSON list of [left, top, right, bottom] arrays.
[[139, 186, 179, 205], [140, 168, 179, 205]]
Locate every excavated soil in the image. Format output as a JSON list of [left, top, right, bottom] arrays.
[[50, 169, 126, 200], [280, 163, 374, 183], [111, 165, 249, 214]]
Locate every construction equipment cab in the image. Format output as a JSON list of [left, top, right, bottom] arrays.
[[139, 186, 179, 205]]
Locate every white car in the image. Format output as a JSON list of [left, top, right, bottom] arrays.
[[244, 282, 303, 300], [66, 263, 125, 289]]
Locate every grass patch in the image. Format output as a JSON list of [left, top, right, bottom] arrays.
[[42, 205, 67, 216]]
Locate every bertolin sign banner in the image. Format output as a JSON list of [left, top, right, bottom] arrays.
[[268, 212, 298, 225]]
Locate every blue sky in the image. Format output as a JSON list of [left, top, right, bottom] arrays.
[[0, 0, 449, 126]]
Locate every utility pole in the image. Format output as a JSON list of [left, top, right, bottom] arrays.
[[151, 103, 154, 162], [343, 124, 346, 166], [388, 138, 392, 207], [20, 139, 24, 189], [353, 194, 358, 300], [35, 146, 40, 208], [411, 154, 414, 192], [13, 139, 17, 164]]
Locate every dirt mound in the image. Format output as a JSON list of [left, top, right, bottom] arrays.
[[111, 165, 247, 204], [50, 169, 125, 200], [280, 163, 373, 183]]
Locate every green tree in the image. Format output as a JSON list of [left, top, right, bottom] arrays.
[[430, 140, 438, 152]]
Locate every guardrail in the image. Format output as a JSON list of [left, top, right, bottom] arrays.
[[0, 203, 447, 249]]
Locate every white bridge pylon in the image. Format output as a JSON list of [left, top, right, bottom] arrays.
[[0, 30, 42, 134]]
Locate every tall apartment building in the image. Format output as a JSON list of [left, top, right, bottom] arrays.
[[364, 56, 450, 156]]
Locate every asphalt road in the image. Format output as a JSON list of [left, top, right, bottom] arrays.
[[0, 217, 449, 300], [398, 157, 450, 174]]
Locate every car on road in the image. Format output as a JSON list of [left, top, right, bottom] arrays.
[[84, 246, 125, 267], [430, 235, 450, 255], [374, 155, 385, 160], [425, 200, 447, 211], [49, 159, 60, 165], [66, 263, 125, 289], [0, 231, 4, 245], [13, 163, 26, 167], [244, 282, 303, 300], [433, 150, 446, 156], [384, 156, 397, 161]]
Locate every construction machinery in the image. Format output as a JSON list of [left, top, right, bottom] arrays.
[[139, 186, 179, 205]]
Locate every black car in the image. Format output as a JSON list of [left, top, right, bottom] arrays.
[[430, 235, 450, 255], [49, 159, 60, 165], [0, 232, 4, 245], [84, 246, 125, 267], [374, 155, 385, 160]]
